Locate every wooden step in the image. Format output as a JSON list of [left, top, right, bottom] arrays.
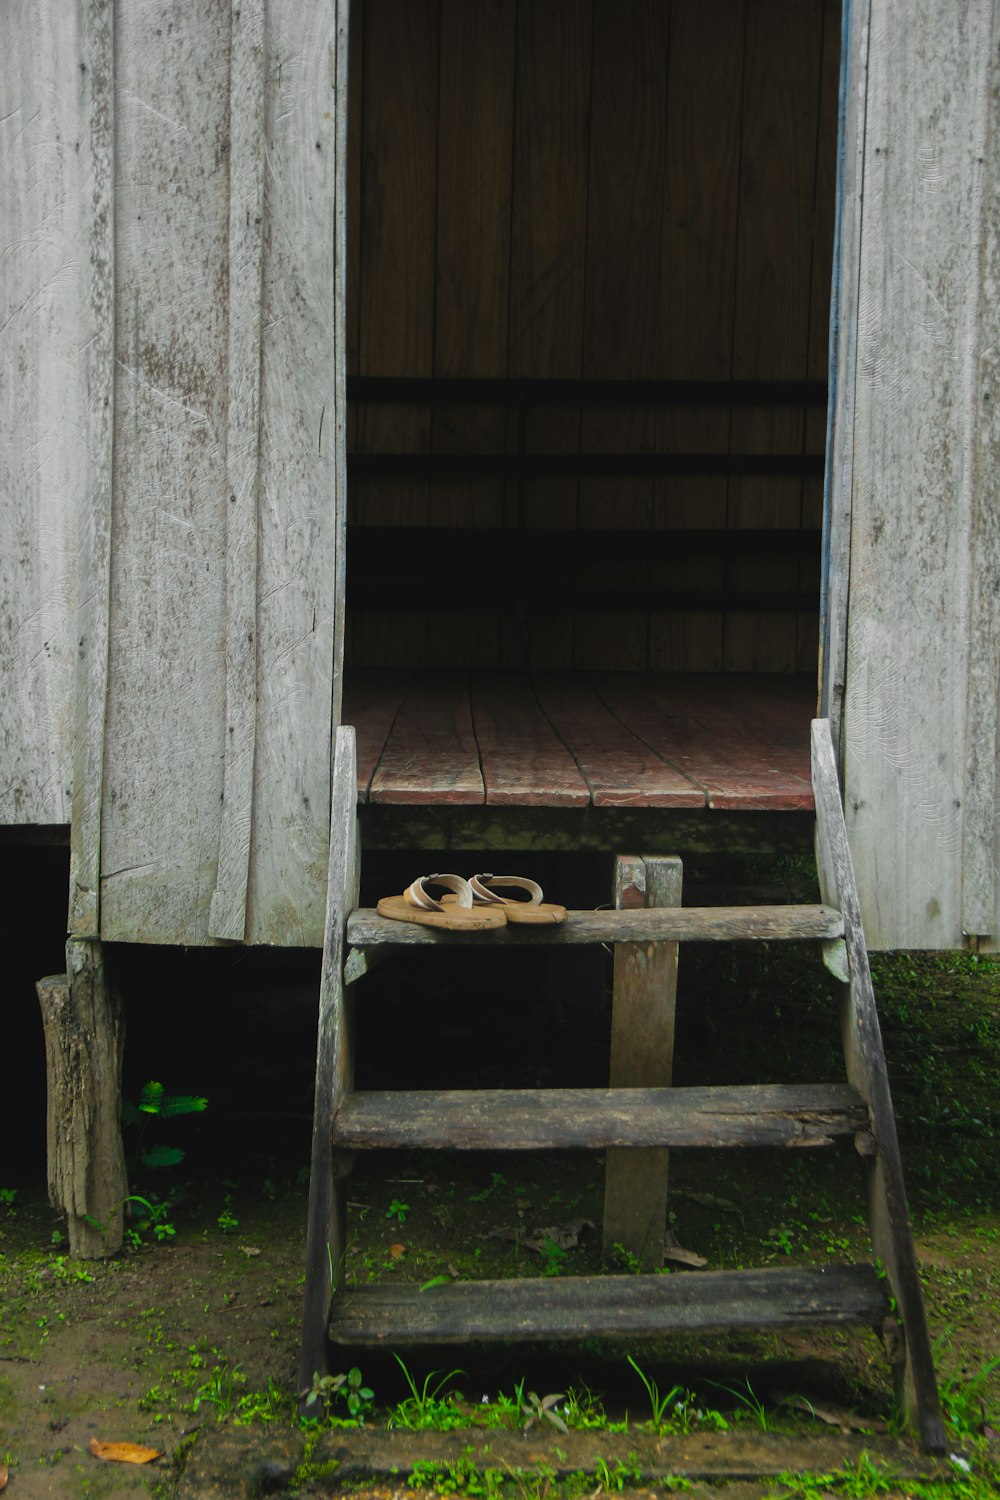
[[331, 1083, 869, 1151], [346, 903, 843, 950], [328, 1264, 887, 1345]]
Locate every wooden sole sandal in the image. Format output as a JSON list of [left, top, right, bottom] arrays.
[[468, 873, 567, 925], [377, 874, 508, 930]]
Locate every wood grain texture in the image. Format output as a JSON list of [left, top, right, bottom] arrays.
[[812, 719, 945, 1451], [604, 856, 683, 1266], [209, 0, 265, 942], [533, 675, 705, 808], [331, 1083, 868, 1151], [70, 0, 116, 934], [346, 904, 843, 948], [37, 943, 127, 1258], [843, 0, 994, 950], [98, 0, 344, 947], [0, 1, 89, 833], [432, 0, 515, 534], [964, 0, 1000, 944], [509, 0, 591, 540], [652, 1, 744, 672], [329, 1264, 887, 1344], [726, 0, 824, 673], [300, 725, 359, 1404], [590, 674, 814, 809], [343, 670, 411, 801], [576, 0, 667, 670], [245, 0, 344, 946], [821, 0, 868, 737], [370, 673, 484, 804], [472, 675, 590, 807], [100, 0, 232, 945]]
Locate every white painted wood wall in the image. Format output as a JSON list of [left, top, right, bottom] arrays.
[[832, 0, 1000, 949], [1, 0, 348, 949]]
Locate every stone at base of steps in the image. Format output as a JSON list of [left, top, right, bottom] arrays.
[[174, 1423, 944, 1499]]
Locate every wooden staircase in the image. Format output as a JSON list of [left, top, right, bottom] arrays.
[[300, 720, 946, 1452]]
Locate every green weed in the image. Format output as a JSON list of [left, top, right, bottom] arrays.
[[389, 1355, 467, 1430]]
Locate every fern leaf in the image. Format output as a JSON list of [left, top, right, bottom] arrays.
[[138, 1081, 165, 1115], [158, 1095, 208, 1119], [142, 1145, 184, 1168]]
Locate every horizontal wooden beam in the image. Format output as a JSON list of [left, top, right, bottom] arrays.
[[348, 526, 823, 562], [347, 376, 828, 407], [356, 805, 816, 854], [331, 1083, 868, 1151], [345, 903, 843, 949], [348, 452, 824, 480], [328, 1264, 886, 1345]]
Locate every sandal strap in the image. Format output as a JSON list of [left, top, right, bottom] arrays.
[[470, 873, 543, 906], [404, 873, 474, 911]]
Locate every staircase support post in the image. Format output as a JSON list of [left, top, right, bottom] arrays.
[[603, 853, 683, 1269]]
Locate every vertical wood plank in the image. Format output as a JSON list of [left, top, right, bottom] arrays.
[[603, 854, 683, 1268], [844, 0, 993, 949], [798, 0, 841, 676], [100, 0, 231, 945], [300, 725, 359, 1403], [428, 0, 516, 665], [650, 0, 745, 672], [70, 0, 116, 934], [209, 0, 266, 942], [577, 0, 669, 670], [509, 0, 591, 537], [820, 0, 869, 736], [356, 0, 438, 530], [725, 0, 823, 672], [812, 719, 945, 1451], [508, 0, 593, 668], [246, 0, 346, 946]]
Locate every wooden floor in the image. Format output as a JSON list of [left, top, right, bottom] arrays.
[[344, 672, 816, 812]]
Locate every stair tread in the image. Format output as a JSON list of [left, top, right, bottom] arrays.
[[329, 1263, 887, 1344], [346, 904, 844, 948], [332, 1083, 869, 1150]]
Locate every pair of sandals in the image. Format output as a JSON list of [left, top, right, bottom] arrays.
[[377, 873, 567, 929]]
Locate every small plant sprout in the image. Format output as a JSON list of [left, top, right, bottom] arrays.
[[389, 1355, 467, 1429], [304, 1366, 375, 1421], [626, 1356, 682, 1433], [386, 1198, 410, 1225], [709, 1376, 769, 1430], [520, 1390, 568, 1434], [122, 1080, 208, 1172]]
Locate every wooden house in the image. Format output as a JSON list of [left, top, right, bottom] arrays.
[[3, 0, 997, 1451]]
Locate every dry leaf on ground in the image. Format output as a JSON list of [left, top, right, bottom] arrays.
[[88, 1438, 163, 1464], [0, 1462, 8, 1491]]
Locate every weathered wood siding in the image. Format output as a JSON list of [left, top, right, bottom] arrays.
[[96, 0, 346, 948], [839, 0, 1000, 949], [0, 3, 86, 827], [347, 0, 840, 674]]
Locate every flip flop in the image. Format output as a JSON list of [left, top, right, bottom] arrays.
[[377, 873, 507, 930], [468, 873, 568, 925]]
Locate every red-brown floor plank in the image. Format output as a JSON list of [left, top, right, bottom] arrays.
[[532, 674, 706, 808], [369, 673, 484, 805], [590, 674, 813, 810], [343, 670, 412, 801], [472, 675, 591, 807]]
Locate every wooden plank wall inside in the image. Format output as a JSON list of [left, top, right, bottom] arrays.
[[347, 0, 840, 674]]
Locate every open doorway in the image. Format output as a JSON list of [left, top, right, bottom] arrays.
[[341, 0, 841, 810]]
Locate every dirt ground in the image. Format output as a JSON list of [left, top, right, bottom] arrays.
[[2, 912, 999, 1498]]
